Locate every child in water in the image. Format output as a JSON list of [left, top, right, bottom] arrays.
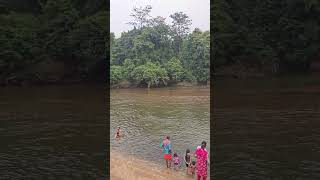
[[184, 149, 192, 174], [115, 127, 121, 138], [189, 161, 196, 175], [173, 153, 181, 170]]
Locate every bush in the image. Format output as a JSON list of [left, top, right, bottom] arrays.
[[165, 57, 184, 82], [110, 65, 124, 85], [132, 61, 168, 87]]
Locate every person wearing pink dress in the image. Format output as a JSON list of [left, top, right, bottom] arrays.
[[195, 141, 208, 180]]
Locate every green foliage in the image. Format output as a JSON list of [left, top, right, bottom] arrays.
[[213, 0, 320, 73], [0, 12, 42, 74], [0, 0, 107, 82], [170, 12, 192, 39], [169, 12, 192, 55], [182, 29, 210, 82], [131, 62, 168, 88], [39, 0, 79, 59], [165, 57, 184, 81], [110, 5, 210, 87], [111, 65, 124, 85], [69, 11, 107, 60], [122, 59, 136, 80]]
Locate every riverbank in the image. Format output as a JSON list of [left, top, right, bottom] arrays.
[[111, 151, 207, 180], [111, 80, 210, 89]]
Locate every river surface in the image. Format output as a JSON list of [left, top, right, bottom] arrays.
[[213, 77, 320, 179], [0, 85, 107, 179], [110, 87, 210, 171]]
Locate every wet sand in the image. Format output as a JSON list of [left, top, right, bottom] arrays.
[[110, 151, 209, 180]]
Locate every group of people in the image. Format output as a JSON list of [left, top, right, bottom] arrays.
[[161, 136, 209, 180], [115, 128, 209, 180]]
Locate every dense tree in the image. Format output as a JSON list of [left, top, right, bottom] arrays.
[[39, 0, 79, 60], [0, 0, 107, 84], [182, 29, 210, 82], [213, 0, 320, 74], [170, 12, 192, 55], [110, 5, 210, 87], [111, 65, 124, 85], [0, 12, 41, 75], [165, 57, 184, 81], [131, 62, 168, 88]]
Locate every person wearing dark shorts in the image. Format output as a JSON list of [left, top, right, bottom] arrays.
[[184, 149, 191, 174]]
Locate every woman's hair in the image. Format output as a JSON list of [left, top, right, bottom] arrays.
[[174, 153, 177, 157], [192, 161, 196, 165], [201, 141, 207, 148], [186, 149, 190, 157], [166, 136, 170, 140]]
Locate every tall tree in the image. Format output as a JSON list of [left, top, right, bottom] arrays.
[[169, 12, 192, 55], [182, 29, 210, 82], [128, 5, 152, 29]]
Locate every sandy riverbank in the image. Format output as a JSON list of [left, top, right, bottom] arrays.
[[110, 151, 209, 180]]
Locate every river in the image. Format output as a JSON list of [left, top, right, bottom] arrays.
[[110, 86, 210, 172], [2, 77, 318, 179], [0, 85, 107, 179], [213, 77, 320, 179]]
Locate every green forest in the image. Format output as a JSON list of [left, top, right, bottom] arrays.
[[0, 0, 108, 85], [110, 5, 210, 88], [212, 0, 320, 76], [1, 1, 319, 86]]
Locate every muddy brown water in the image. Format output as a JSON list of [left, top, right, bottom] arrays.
[[0, 85, 107, 179], [213, 77, 320, 179], [110, 86, 210, 174]]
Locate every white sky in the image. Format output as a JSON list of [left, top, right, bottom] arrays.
[[110, 0, 210, 37]]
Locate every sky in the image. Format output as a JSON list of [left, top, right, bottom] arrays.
[[110, 0, 210, 37]]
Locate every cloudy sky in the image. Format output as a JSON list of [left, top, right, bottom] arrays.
[[110, 0, 210, 37]]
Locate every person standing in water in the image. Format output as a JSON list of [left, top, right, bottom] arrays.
[[161, 136, 172, 168], [184, 149, 192, 174], [195, 141, 208, 180], [115, 127, 121, 138]]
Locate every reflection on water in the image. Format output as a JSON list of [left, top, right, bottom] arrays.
[[213, 77, 320, 179], [111, 87, 210, 168], [0, 85, 107, 179]]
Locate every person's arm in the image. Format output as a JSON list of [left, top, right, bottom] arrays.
[[160, 142, 164, 153], [194, 149, 198, 158]]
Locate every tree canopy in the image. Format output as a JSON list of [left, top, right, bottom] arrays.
[[0, 0, 108, 84], [110, 6, 210, 87], [212, 0, 320, 74]]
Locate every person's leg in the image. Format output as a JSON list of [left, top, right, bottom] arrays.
[[203, 176, 207, 180], [197, 175, 201, 180], [165, 160, 168, 168]]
